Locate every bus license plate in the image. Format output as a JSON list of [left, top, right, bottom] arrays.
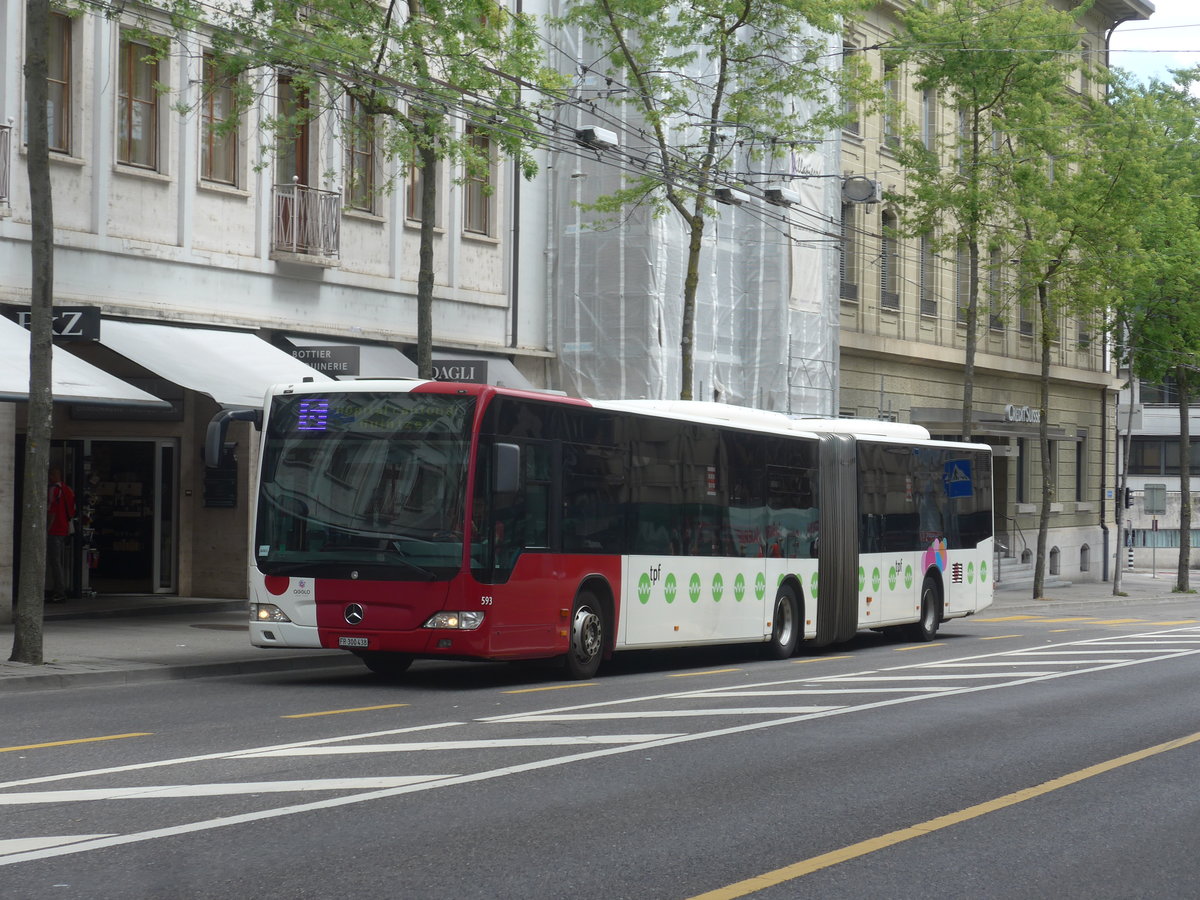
[[338, 636, 369, 648]]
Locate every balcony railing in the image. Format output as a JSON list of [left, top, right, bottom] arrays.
[[272, 180, 340, 260], [0, 120, 12, 209]]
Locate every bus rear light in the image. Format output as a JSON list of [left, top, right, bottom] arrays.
[[252, 603, 292, 623], [423, 611, 485, 631]]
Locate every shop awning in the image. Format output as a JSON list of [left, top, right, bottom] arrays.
[[0, 316, 168, 407], [284, 336, 419, 380], [99, 320, 333, 408], [429, 350, 536, 390]]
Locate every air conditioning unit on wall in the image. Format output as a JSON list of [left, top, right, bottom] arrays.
[[842, 176, 882, 204]]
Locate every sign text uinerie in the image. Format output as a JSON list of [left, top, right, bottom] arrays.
[[290, 346, 360, 375], [6, 306, 101, 341]]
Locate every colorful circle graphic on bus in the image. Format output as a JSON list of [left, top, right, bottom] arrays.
[[871, 567, 881, 592], [888, 566, 898, 591], [755, 573, 766, 602], [712, 573, 724, 603], [734, 573, 746, 602], [637, 572, 652, 605], [810, 571, 819, 598], [688, 573, 702, 604], [905, 565, 914, 589], [664, 573, 678, 604], [858, 566, 865, 592], [980, 560, 989, 582], [923, 538, 948, 573], [967, 561, 975, 584]]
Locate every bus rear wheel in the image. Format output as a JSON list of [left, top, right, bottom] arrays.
[[565, 592, 606, 679], [356, 651, 414, 678], [907, 577, 941, 642], [767, 585, 800, 659]]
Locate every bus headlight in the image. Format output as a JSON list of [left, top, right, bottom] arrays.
[[423, 611, 485, 631], [252, 603, 292, 623]]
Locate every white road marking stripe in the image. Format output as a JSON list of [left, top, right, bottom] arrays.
[[0, 778, 452, 805], [492, 707, 840, 721], [811, 674, 1019, 681], [0, 836, 115, 855], [676, 688, 954, 696], [234, 735, 682, 757], [1013, 649, 1171, 655], [919, 661, 1119, 668]]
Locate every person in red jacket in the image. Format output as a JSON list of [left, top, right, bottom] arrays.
[[47, 467, 76, 602]]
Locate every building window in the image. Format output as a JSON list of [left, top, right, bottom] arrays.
[[1076, 433, 1087, 502], [200, 54, 237, 185], [842, 43, 860, 136], [344, 97, 375, 212], [47, 13, 71, 153], [919, 235, 936, 317], [276, 74, 310, 186], [406, 125, 440, 225], [1017, 437, 1027, 503], [1129, 437, 1200, 475], [840, 203, 858, 300], [922, 88, 937, 150], [1140, 376, 1183, 406], [117, 34, 159, 169], [988, 248, 1005, 331], [1049, 546, 1060, 576], [883, 64, 900, 149], [463, 125, 492, 235], [880, 210, 899, 309], [1019, 300, 1034, 337], [956, 239, 970, 324]]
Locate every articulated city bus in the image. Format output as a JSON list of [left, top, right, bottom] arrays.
[[212, 380, 993, 678]]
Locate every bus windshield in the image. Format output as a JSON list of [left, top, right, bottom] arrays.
[[255, 391, 475, 580]]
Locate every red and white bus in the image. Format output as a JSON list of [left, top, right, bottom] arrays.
[[212, 380, 993, 678]]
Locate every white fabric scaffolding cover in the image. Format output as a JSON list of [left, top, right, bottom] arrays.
[[550, 17, 839, 415]]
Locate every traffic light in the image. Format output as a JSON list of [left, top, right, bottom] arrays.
[[1124, 487, 1134, 509]]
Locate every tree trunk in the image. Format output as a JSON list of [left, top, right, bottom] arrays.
[[678, 207, 706, 401], [1032, 280, 1053, 599], [415, 138, 437, 380], [960, 234, 980, 442], [11, 0, 54, 664], [1112, 347, 1136, 596], [1177, 365, 1191, 592]]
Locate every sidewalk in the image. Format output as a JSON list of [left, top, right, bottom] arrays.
[[1, 572, 1197, 693]]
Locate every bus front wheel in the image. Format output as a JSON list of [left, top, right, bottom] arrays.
[[356, 651, 414, 678], [907, 577, 941, 642], [565, 592, 606, 679], [767, 585, 800, 659]]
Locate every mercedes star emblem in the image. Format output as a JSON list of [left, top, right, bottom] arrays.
[[344, 604, 365, 625]]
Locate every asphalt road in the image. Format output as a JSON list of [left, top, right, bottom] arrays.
[[4, 598, 1200, 899]]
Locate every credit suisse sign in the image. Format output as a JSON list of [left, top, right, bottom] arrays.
[[1004, 404, 1041, 424]]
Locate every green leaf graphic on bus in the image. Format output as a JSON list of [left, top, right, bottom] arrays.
[[871, 567, 881, 592], [754, 573, 766, 602], [664, 573, 677, 604], [967, 562, 975, 584], [712, 573, 724, 603], [905, 565, 914, 589], [688, 573, 702, 604], [888, 566, 897, 591], [980, 561, 988, 582], [734, 573, 746, 602], [858, 566, 865, 592], [810, 571, 819, 599], [638, 572, 652, 605]]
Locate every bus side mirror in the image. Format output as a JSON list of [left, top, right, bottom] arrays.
[[493, 443, 521, 494], [205, 408, 262, 469]]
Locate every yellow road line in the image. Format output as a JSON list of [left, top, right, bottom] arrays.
[[1151, 620, 1198, 625], [503, 683, 597, 694], [688, 730, 1200, 900], [975, 615, 1043, 622], [0, 733, 153, 753], [792, 656, 852, 664], [1033, 618, 1093, 623], [894, 642, 944, 651], [282, 704, 408, 718], [668, 669, 742, 678], [1090, 619, 1143, 625], [979, 635, 1022, 640]]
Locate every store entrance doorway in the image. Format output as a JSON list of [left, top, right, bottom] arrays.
[[84, 439, 178, 594]]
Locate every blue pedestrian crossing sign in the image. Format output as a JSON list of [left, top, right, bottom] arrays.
[[944, 459, 974, 498]]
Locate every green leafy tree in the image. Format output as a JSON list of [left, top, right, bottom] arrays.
[[557, 0, 872, 400], [159, 0, 561, 377], [1104, 74, 1200, 594], [890, 0, 1090, 442]]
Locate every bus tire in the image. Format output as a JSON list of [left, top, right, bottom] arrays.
[[907, 577, 941, 642], [565, 591, 606, 680], [767, 584, 800, 659], [356, 651, 414, 678]]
